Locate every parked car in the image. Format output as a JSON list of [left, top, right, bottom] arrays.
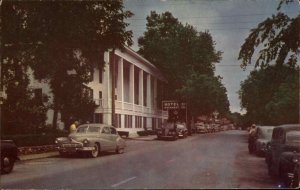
[[266, 124, 300, 188], [254, 126, 275, 156], [195, 122, 207, 133], [206, 124, 212, 133], [176, 123, 188, 138], [157, 122, 188, 140], [55, 124, 126, 158], [1, 140, 19, 174]]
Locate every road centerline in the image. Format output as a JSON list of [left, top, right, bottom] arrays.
[[111, 176, 137, 188]]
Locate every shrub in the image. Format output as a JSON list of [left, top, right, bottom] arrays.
[[1, 132, 68, 147]]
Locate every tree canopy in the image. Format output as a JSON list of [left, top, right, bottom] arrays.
[[239, 65, 299, 125], [138, 11, 228, 116], [1, 0, 133, 130], [238, 0, 299, 69], [238, 0, 299, 125]]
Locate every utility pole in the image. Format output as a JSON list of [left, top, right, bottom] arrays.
[[111, 49, 115, 127]]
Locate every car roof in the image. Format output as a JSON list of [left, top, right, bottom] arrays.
[[276, 124, 300, 131], [78, 123, 112, 128]]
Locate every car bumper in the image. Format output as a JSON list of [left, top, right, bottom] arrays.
[[57, 144, 95, 153]]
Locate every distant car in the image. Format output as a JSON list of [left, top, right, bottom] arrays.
[[55, 124, 126, 158], [195, 123, 207, 133], [206, 124, 212, 133], [266, 124, 300, 188], [254, 126, 275, 156], [176, 123, 188, 138], [1, 140, 19, 174]]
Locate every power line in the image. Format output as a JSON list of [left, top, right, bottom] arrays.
[[129, 21, 260, 27], [126, 11, 299, 20]]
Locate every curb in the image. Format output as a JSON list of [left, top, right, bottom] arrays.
[[19, 151, 59, 161], [126, 135, 157, 141]]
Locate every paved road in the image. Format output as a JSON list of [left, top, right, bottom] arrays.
[[1, 130, 278, 189]]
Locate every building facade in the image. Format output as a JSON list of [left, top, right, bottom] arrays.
[[28, 47, 168, 136], [87, 47, 168, 136]]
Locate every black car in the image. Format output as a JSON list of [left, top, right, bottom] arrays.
[[266, 124, 300, 188], [1, 140, 19, 174], [157, 122, 188, 140]]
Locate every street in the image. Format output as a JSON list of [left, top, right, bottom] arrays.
[[1, 130, 277, 189]]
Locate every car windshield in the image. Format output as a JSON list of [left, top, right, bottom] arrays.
[[286, 131, 300, 143], [162, 122, 175, 129], [258, 127, 274, 139], [76, 126, 100, 133]]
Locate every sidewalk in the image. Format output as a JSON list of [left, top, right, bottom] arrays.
[[17, 135, 157, 161]]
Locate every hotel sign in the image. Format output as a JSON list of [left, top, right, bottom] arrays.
[[162, 100, 187, 110]]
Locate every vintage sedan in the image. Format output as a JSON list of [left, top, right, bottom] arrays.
[[195, 123, 207, 133], [1, 140, 19, 174], [254, 126, 275, 156], [176, 123, 188, 138], [266, 124, 300, 188], [55, 124, 126, 158]]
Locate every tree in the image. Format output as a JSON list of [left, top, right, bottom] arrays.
[[138, 11, 228, 117], [2, 0, 133, 129], [1, 58, 49, 134], [239, 65, 299, 125], [238, 0, 299, 69], [177, 73, 229, 116], [238, 0, 299, 125]]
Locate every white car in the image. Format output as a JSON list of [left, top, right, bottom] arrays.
[[55, 124, 126, 158]]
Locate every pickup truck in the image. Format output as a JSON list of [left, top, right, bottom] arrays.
[[1, 140, 19, 174]]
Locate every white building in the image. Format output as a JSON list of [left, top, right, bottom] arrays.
[[29, 46, 168, 136]]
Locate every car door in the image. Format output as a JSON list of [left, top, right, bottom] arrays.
[[100, 127, 111, 151], [110, 127, 119, 148], [272, 128, 284, 169]]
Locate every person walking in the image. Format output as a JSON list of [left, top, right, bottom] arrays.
[[248, 124, 257, 153]]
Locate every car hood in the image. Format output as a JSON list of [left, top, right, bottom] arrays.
[[57, 133, 98, 143]]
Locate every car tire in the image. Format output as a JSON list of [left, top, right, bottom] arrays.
[[115, 146, 125, 154], [172, 135, 178, 141], [268, 161, 274, 177], [89, 143, 100, 158], [291, 172, 299, 188], [1, 154, 15, 174]]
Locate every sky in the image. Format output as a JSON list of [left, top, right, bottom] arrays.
[[123, 0, 299, 114]]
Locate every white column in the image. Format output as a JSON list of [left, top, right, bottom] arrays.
[[139, 70, 143, 106], [118, 58, 124, 109], [154, 78, 157, 111], [147, 74, 151, 109], [130, 63, 134, 104], [104, 51, 112, 124]]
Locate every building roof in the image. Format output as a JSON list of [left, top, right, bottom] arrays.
[[119, 46, 167, 82]]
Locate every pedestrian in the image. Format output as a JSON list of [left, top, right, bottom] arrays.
[[248, 124, 257, 153], [69, 121, 79, 134]]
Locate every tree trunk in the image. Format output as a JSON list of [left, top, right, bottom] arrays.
[[52, 101, 58, 130]]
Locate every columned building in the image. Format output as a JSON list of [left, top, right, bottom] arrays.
[[86, 47, 168, 136], [27, 46, 168, 136]]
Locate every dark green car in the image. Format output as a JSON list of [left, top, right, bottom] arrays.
[[266, 124, 300, 188]]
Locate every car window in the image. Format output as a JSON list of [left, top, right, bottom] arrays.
[[110, 127, 117, 135], [102, 127, 111, 134], [88, 126, 100, 133], [272, 128, 279, 140], [286, 131, 300, 143], [77, 126, 88, 133]]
